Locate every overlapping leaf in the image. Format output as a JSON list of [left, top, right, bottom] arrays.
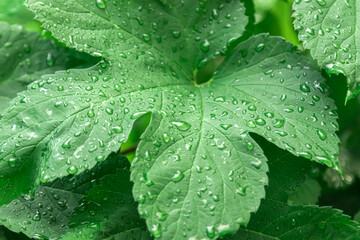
[[227, 142, 360, 239], [0, 0, 340, 239], [0, 22, 97, 111], [293, 0, 360, 101], [0, 153, 150, 240]]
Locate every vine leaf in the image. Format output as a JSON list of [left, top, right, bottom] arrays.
[[0, 0, 339, 239], [0, 22, 97, 111], [293, 0, 360, 101], [0, 153, 150, 240], [227, 144, 360, 239]]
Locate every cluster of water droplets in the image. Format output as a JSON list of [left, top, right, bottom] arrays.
[[293, 0, 355, 79]]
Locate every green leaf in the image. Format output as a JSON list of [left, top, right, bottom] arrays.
[[293, 0, 360, 101], [230, 203, 360, 239], [0, 0, 339, 239], [287, 177, 321, 206], [0, 0, 40, 31], [227, 146, 360, 239], [132, 34, 340, 239], [0, 22, 97, 111], [27, 0, 248, 76], [0, 153, 150, 240]]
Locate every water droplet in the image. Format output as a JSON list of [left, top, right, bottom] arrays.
[[143, 33, 151, 42], [316, 129, 327, 140], [325, 64, 345, 75], [62, 138, 71, 149], [105, 108, 113, 115], [8, 157, 16, 167], [162, 133, 170, 143], [300, 83, 311, 92], [113, 126, 123, 133], [316, 0, 326, 6], [32, 211, 41, 221], [67, 165, 78, 174], [172, 121, 191, 131], [96, 155, 105, 162], [206, 226, 215, 238], [251, 159, 262, 169], [255, 117, 266, 126], [172, 31, 181, 38], [150, 224, 162, 238], [255, 43, 265, 52], [305, 28, 315, 35], [291, 218, 296, 227], [248, 105, 257, 111], [275, 130, 288, 137], [246, 120, 256, 128], [220, 124, 232, 130], [95, 0, 106, 9], [212, 9, 219, 19], [298, 151, 312, 159], [236, 186, 247, 196], [130, 111, 147, 119], [87, 109, 95, 118], [246, 141, 254, 150], [264, 112, 274, 118], [273, 119, 285, 128], [201, 39, 210, 52], [171, 170, 184, 182]]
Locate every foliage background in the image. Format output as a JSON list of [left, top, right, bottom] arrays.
[[0, 0, 359, 239]]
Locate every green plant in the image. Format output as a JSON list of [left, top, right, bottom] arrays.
[[0, 0, 359, 239]]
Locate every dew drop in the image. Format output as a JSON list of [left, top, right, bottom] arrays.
[[273, 119, 285, 128], [255, 117, 266, 126], [87, 109, 95, 118], [300, 83, 311, 92], [172, 31, 181, 38], [162, 133, 170, 143], [171, 170, 184, 182], [316, 128, 327, 140], [220, 124, 232, 130], [200, 39, 210, 52], [67, 165, 78, 175], [113, 126, 123, 133], [96, 155, 105, 162], [298, 151, 312, 159], [316, 0, 326, 6], [130, 111, 147, 119], [62, 138, 71, 149], [7, 157, 16, 167], [254, 43, 265, 52], [151, 224, 162, 238], [32, 211, 41, 221], [206, 226, 215, 238], [95, 0, 106, 9], [171, 121, 191, 131]]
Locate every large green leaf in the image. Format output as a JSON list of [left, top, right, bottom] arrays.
[[0, 22, 97, 111], [227, 143, 360, 239], [0, 0, 339, 239], [293, 0, 360, 101], [0, 153, 150, 240]]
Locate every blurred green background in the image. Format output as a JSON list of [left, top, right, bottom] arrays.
[[0, 0, 360, 239]]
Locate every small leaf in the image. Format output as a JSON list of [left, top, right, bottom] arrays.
[[0, 153, 150, 240], [293, 0, 360, 101], [226, 143, 360, 239], [0, 22, 97, 111]]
